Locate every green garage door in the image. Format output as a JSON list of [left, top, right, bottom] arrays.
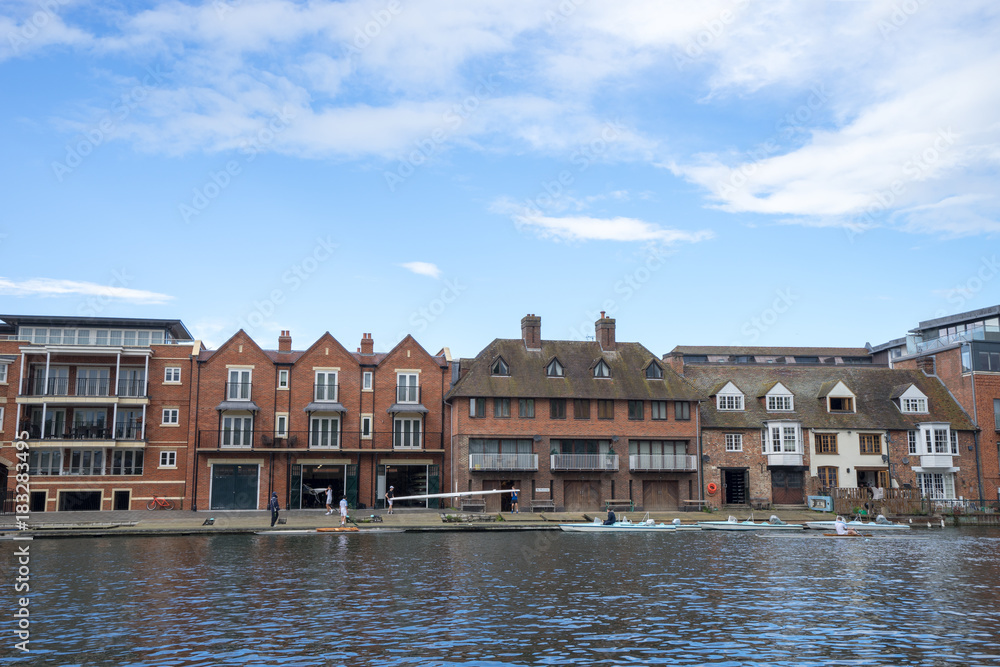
[[211, 464, 259, 510]]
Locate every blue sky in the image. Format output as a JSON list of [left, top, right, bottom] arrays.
[[2, 1, 999, 358]]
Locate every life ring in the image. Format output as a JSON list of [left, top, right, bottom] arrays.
[[707, 482, 718, 495]]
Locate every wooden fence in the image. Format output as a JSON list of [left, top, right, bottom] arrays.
[[829, 487, 923, 516]]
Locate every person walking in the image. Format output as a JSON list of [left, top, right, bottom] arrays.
[[268, 492, 280, 527], [339, 496, 349, 526], [386, 486, 395, 515], [325, 485, 334, 515]]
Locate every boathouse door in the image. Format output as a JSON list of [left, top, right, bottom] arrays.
[[642, 480, 679, 510], [563, 480, 600, 512], [771, 470, 804, 505], [722, 468, 748, 505], [210, 464, 259, 510]]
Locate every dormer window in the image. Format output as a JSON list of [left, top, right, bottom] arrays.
[[546, 359, 564, 377], [645, 362, 663, 379], [829, 397, 853, 412], [491, 358, 509, 376], [897, 385, 929, 413], [902, 398, 927, 413], [594, 360, 611, 378], [716, 382, 744, 411], [823, 381, 856, 413], [765, 382, 794, 412]]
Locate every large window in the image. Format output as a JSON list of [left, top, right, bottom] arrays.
[[725, 434, 742, 452], [550, 399, 566, 419], [816, 433, 838, 454], [470, 398, 486, 418], [394, 418, 421, 448], [111, 450, 144, 475], [817, 466, 838, 489], [77, 368, 110, 396], [767, 395, 793, 411], [917, 472, 955, 500], [397, 373, 419, 403], [573, 399, 590, 419], [859, 433, 881, 455], [651, 401, 668, 420], [518, 399, 535, 418], [68, 449, 104, 475], [628, 400, 644, 420], [597, 400, 614, 420], [674, 401, 691, 421], [315, 371, 338, 401], [923, 427, 950, 454], [28, 450, 62, 475], [764, 424, 801, 453], [828, 396, 854, 412], [227, 369, 251, 400], [310, 416, 340, 448], [902, 397, 927, 413], [222, 415, 253, 447], [494, 398, 511, 418]]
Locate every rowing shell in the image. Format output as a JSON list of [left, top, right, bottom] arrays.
[[390, 489, 518, 502]]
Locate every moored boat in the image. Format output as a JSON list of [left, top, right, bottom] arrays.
[[698, 514, 804, 531], [559, 514, 677, 533], [805, 514, 910, 532]]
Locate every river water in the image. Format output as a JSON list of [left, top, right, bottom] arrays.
[[5, 527, 1000, 666]]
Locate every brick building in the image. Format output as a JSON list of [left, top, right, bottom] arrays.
[[669, 349, 977, 509], [446, 314, 702, 512], [191, 329, 450, 511], [0, 315, 198, 511], [877, 305, 1000, 501]]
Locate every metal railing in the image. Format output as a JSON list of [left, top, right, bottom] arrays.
[[197, 430, 445, 451], [224, 381, 252, 401], [23, 376, 146, 398], [469, 453, 539, 471], [313, 383, 339, 402], [395, 384, 421, 404], [629, 454, 697, 471], [550, 453, 619, 471], [117, 379, 148, 397], [18, 420, 145, 441]]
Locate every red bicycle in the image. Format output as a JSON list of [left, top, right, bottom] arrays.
[[146, 496, 174, 510]]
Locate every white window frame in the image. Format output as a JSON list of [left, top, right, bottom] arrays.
[[275, 413, 288, 438], [164, 367, 181, 383], [917, 472, 955, 500], [277, 369, 289, 389], [309, 416, 341, 448], [0, 363, 8, 383], [762, 422, 802, 454], [161, 408, 179, 425], [159, 450, 177, 468], [0, 406, 4, 431], [902, 397, 927, 413], [361, 414, 373, 439], [222, 415, 253, 447], [397, 372, 419, 403], [315, 370, 339, 402], [717, 394, 744, 411], [766, 395, 793, 411], [470, 397, 486, 418], [920, 423, 951, 454], [227, 368, 252, 400], [362, 371, 373, 391], [950, 430, 959, 455], [393, 417, 422, 449], [725, 433, 743, 452], [908, 430, 918, 455]]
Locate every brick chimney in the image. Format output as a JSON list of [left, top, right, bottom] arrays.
[[596, 311, 616, 351], [278, 330, 292, 352], [360, 333, 374, 356], [916, 355, 936, 376], [521, 314, 541, 350]]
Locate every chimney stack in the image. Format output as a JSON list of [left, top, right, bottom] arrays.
[[360, 333, 374, 356], [596, 312, 616, 351], [916, 355, 936, 376], [278, 330, 292, 352], [521, 314, 541, 350]]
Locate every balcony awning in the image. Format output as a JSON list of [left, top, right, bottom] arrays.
[[387, 403, 428, 414], [303, 402, 347, 413], [215, 400, 260, 412]]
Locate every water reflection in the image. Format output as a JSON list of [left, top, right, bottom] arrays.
[[5, 529, 1000, 666]]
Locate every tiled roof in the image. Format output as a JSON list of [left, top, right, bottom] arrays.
[[669, 345, 870, 357], [684, 365, 975, 431], [447, 338, 701, 401]]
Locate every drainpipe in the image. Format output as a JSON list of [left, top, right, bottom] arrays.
[[970, 372, 985, 501], [696, 399, 703, 502]]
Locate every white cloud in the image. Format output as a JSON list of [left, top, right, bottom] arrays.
[[0, 278, 174, 304], [510, 211, 713, 245], [399, 262, 442, 279]]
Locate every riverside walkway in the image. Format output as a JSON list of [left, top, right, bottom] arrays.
[[0, 507, 917, 539]]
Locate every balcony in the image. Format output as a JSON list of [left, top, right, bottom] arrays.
[[23, 376, 147, 398], [313, 382, 339, 402], [117, 378, 148, 398], [18, 420, 145, 442], [767, 453, 804, 467], [395, 384, 421, 404], [470, 453, 539, 471], [629, 454, 697, 472], [920, 454, 955, 468], [550, 453, 619, 471], [224, 381, 252, 401]]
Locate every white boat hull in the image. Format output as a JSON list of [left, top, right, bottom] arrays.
[[698, 521, 803, 531], [805, 521, 910, 532], [559, 521, 676, 533]]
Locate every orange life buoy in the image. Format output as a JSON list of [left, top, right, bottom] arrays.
[[707, 482, 718, 495]]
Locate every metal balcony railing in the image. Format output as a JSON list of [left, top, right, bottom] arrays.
[[470, 453, 539, 471], [76, 378, 111, 396], [629, 454, 697, 472], [117, 379, 148, 397], [313, 383, 339, 402], [224, 381, 252, 401], [550, 453, 619, 471], [396, 384, 421, 403], [19, 420, 145, 441]]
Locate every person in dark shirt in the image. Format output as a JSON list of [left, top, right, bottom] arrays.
[[603, 509, 617, 525], [268, 492, 280, 527]]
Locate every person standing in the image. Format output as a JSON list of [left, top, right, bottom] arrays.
[[325, 485, 334, 515], [268, 492, 280, 527], [339, 496, 349, 526], [510, 488, 519, 514], [386, 486, 395, 515]]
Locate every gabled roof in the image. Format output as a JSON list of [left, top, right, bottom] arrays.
[[447, 338, 700, 401], [683, 365, 975, 431], [670, 345, 870, 357], [761, 381, 792, 397]]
